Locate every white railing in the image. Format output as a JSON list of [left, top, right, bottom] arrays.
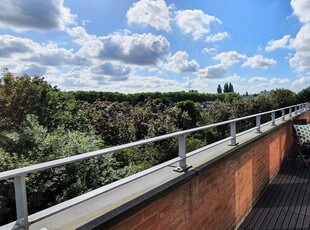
[[0, 102, 309, 229]]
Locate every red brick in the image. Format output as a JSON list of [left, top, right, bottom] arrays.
[[133, 213, 159, 230], [108, 118, 303, 229], [111, 212, 143, 230]]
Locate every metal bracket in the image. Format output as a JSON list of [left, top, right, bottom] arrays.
[[173, 164, 192, 172], [228, 142, 239, 146]]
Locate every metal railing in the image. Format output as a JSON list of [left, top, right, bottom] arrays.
[[0, 102, 309, 229]]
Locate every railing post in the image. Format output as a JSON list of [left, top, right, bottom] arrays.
[[282, 109, 285, 121], [255, 115, 261, 133], [229, 121, 238, 146], [289, 107, 292, 117], [295, 106, 298, 114], [14, 175, 29, 229], [271, 111, 275, 126], [174, 134, 191, 172]]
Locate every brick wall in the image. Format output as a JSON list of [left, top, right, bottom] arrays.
[[109, 113, 309, 230]]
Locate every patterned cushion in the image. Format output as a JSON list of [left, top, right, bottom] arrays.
[[294, 124, 310, 144]]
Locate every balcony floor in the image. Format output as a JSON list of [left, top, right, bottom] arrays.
[[239, 156, 310, 230]]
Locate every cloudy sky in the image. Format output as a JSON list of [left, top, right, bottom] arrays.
[[0, 0, 309, 94]]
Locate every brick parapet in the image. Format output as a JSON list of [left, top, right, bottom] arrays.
[[108, 112, 309, 230]]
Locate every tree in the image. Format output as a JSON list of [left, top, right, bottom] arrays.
[[169, 100, 202, 130], [217, 84, 222, 93], [207, 100, 231, 138], [0, 115, 139, 225], [224, 92, 241, 103], [270, 89, 296, 109], [297, 87, 310, 103], [0, 72, 76, 131], [229, 83, 234, 92], [223, 82, 229, 93]]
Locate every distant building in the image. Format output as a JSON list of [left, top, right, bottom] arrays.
[[200, 101, 214, 109], [259, 90, 271, 95]]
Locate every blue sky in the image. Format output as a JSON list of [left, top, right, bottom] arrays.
[[0, 0, 309, 94]]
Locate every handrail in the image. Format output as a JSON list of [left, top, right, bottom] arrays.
[[0, 103, 307, 180], [0, 102, 309, 229]]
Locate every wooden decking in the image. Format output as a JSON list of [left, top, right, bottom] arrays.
[[239, 157, 310, 230]]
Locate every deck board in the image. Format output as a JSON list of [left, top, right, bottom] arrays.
[[239, 158, 310, 230]]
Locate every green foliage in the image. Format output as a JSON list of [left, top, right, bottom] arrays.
[[186, 137, 208, 152], [169, 100, 202, 130], [217, 84, 222, 93], [207, 100, 231, 138], [270, 89, 296, 109], [297, 87, 310, 103], [224, 92, 241, 103], [0, 72, 77, 132], [70, 90, 226, 105], [0, 114, 140, 225], [222, 82, 234, 93]]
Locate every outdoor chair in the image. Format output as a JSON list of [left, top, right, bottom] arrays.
[[291, 119, 310, 168]]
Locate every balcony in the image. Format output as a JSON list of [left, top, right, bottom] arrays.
[[0, 104, 309, 230], [239, 159, 310, 229]]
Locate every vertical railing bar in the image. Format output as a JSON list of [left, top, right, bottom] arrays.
[[256, 115, 261, 133], [229, 121, 238, 146], [289, 107, 292, 117], [173, 134, 191, 172], [271, 111, 276, 126], [14, 175, 29, 229], [282, 109, 285, 121]]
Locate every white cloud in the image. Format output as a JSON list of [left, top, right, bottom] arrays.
[[291, 0, 310, 23], [270, 77, 290, 85], [0, 34, 94, 82], [248, 77, 268, 83], [175, 9, 221, 40], [289, 24, 310, 72], [292, 76, 310, 87], [213, 51, 247, 67], [0, 35, 34, 57], [198, 64, 227, 79], [97, 33, 170, 66], [265, 35, 291, 51], [205, 32, 229, 43], [66, 26, 102, 58], [83, 74, 188, 92], [0, 0, 76, 31], [94, 62, 131, 77], [248, 77, 290, 86], [61, 72, 93, 89], [127, 0, 171, 31], [21, 64, 49, 76], [164, 51, 199, 73], [288, 0, 310, 73], [202, 47, 217, 54], [242, 55, 276, 69], [81, 20, 91, 26], [22, 43, 90, 67], [226, 73, 242, 81]]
